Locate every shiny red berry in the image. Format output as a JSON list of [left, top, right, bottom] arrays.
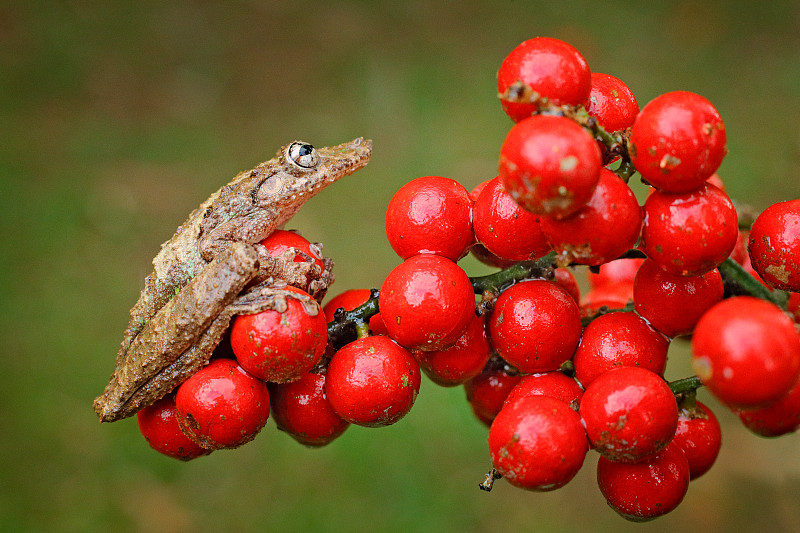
[[385, 176, 474, 262], [573, 311, 669, 388], [175, 359, 271, 449], [633, 259, 724, 337], [691, 296, 800, 408], [580, 366, 678, 462], [472, 176, 550, 262], [503, 371, 584, 409], [137, 395, 211, 460], [489, 395, 588, 491], [464, 366, 522, 427], [489, 280, 582, 374], [580, 281, 633, 317], [540, 168, 642, 266], [380, 254, 475, 351], [326, 335, 421, 428], [629, 91, 726, 193], [641, 182, 738, 276], [497, 37, 591, 122], [259, 229, 325, 274], [412, 313, 491, 387], [748, 199, 800, 291], [736, 378, 800, 437], [672, 401, 722, 479], [230, 288, 327, 383], [586, 72, 639, 133], [586, 257, 643, 290], [269, 371, 350, 447], [500, 115, 602, 219], [597, 442, 690, 522]]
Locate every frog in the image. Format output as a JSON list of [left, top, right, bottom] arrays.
[[93, 137, 373, 423]]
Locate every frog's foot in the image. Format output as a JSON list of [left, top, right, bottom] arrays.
[[252, 244, 334, 300]]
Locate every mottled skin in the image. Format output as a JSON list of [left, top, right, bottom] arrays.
[[94, 138, 372, 422]]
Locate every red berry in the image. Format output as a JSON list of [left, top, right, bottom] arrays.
[[323, 288, 387, 336], [540, 168, 642, 265], [137, 395, 211, 460], [412, 314, 491, 387], [633, 259, 724, 337], [472, 176, 550, 262], [580, 281, 633, 317], [499, 115, 602, 219], [573, 311, 669, 388], [464, 366, 522, 427], [641, 182, 738, 276], [231, 288, 327, 383], [586, 257, 644, 289], [175, 359, 271, 449], [597, 442, 690, 522], [672, 401, 722, 479], [326, 335, 421, 427], [691, 296, 800, 408], [748, 199, 800, 291], [260, 229, 325, 274], [503, 371, 584, 409], [385, 176, 474, 262], [498, 37, 591, 122], [489, 395, 588, 491], [586, 72, 639, 133], [269, 371, 350, 447], [580, 366, 678, 462], [629, 91, 727, 193], [552, 267, 581, 303], [489, 280, 582, 374], [736, 378, 800, 437], [379, 254, 475, 351]]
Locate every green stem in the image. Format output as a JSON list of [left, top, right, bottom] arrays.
[[470, 251, 557, 294], [718, 257, 789, 309], [326, 290, 381, 348], [668, 375, 703, 396], [580, 301, 636, 327]]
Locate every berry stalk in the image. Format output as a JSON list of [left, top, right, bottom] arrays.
[[718, 257, 789, 309]]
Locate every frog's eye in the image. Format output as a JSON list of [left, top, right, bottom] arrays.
[[286, 142, 319, 170]]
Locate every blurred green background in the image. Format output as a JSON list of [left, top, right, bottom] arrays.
[[2, 1, 799, 531]]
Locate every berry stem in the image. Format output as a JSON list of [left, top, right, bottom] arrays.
[[580, 301, 636, 327], [718, 257, 789, 309], [470, 251, 557, 294], [327, 289, 380, 348], [668, 375, 703, 396]]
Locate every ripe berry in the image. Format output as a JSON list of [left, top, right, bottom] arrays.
[[580, 281, 633, 317], [385, 176, 474, 262], [489, 395, 588, 491], [572, 311, 669, 388], [672, 401, 722, 479], [323, 288, 387, 336], [464, 365, 522, 427], [499, 115, 602, 219], [497, 37, 591, 122], [412, 314, 491, 387], [629, 90, 726, 193], [580, 366, 678, 462], [552, 267, 581, 303], [748, 199, 800, 291], [175, 359, 271, 449], [260, 229, 325, 274], [269, 371, 350, 447], [326, 335, 421, 428], [633, 259, 724, 337], [540, 168, 642, 266], [502, 371, 584, 409], [641, 182, 738, 276], [691, 296, 800, 408], [586, 257, 644, 290], [736, 378, 800, 437], [472, 176, 550, 262], [597, 442, 690, 522], [379, 254, 475, 351], [231, 288, 327, 383], [137, 395, 211, 460], [586, 72, 639, 133], [489, 280, 582, 374]]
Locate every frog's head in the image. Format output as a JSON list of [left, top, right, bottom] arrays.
[[252, 137, 373, 216]]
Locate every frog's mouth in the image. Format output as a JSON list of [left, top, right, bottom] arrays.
[[316, 137, 373, 178]]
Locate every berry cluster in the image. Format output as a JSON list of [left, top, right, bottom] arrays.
[[134, 36, 800, 523]]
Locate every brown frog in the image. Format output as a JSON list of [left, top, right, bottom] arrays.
[[94, 137, 373, 422]]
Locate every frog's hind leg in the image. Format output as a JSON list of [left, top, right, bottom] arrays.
[[94, 242, 260, 422]]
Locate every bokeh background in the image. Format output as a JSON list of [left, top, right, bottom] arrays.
[[2, 1, 799, 531]]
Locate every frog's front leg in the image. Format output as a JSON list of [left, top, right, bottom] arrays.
[[94, 242, 259, 422]]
